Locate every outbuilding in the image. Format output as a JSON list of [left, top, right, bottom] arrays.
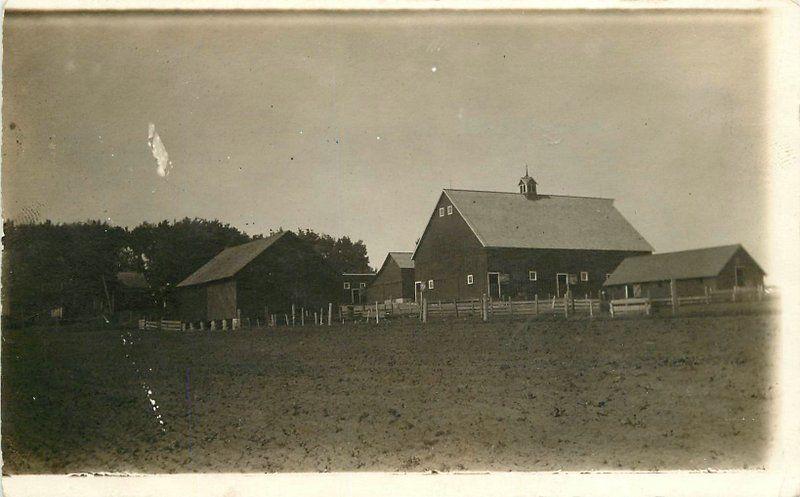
[[603, 244, 765, 299], [340, 273, 376, 304], [176, 231, 340, 326], [365, 252, 416, 303]]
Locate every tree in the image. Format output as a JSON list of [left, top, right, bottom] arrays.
[[295, 228, 372, 273]]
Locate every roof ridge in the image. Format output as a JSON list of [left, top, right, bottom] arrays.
[[641, 244, 742, 257], [443, 188, 614, 201]]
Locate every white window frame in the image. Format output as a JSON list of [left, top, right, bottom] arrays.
[[580, 271, 589, 282], [467, 274, 474, 285], [343, 282, 350, 289], [439, 207, 445, 217], [528, 270, 537, 281], [605, 273, 611, 280], [360, 282, 366, 288], [428, 279, 435, 289], [447, 205, 453, 215]]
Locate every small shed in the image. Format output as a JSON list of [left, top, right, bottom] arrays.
[[340, 273, 376, 304], [176, 231, 340, 325], [603, 244, 765, 299], [112, 271, 154, 313], [365, 252, 416, 303]]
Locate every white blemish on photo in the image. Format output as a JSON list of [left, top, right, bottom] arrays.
[[147, 123, 173, 178]]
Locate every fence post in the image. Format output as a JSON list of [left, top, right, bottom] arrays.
[[291, 304, 296, 326], [535, 294, 539, 315], [732, 286, 737, 303], [588, 294, 593, 318], [375, 302, 379, 324], [422, 297, 428, 323], [563, 293, 569, 319], [481, 294, 488, 322], [284, 313, 289, 326], [704, 286, 710, 304], [670, 279, 678, 315], [328, 303, 332, 325]]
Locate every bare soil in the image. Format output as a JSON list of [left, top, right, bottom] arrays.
[[1, 313, 775, 474]]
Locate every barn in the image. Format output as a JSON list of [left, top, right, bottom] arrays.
[[340, 273, 376, 304], [112, 271, 155, 315], [411, 172, 653, 301], [602, 244, 765, 299], [365, 252, 416, 303], [176, 231, 340, 326]]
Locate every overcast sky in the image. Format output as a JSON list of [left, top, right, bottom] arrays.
[[2, 10, 770, 273]]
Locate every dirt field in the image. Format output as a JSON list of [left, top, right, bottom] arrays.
[[1, 312, 775, 474]]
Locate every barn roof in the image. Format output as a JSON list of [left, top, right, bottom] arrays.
[[116, 271, 148, 289], [603, 244, 760, 286], [436, 189, 653, 253], [389, 252, 415, 269], [177, 232, 289, 288]]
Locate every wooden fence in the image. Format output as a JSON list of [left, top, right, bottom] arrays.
[[342, 294, 601, 322]]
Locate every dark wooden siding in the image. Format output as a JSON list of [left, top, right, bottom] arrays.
[[207, 280, 237, 320], [486, 248, 649, 300], [178, 285, 208, 322], [413, 193, 488, 302], [716, 248, 765, 290], [340, 274, 376, 304]]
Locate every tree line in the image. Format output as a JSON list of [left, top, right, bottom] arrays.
[[2, 218, 372, 321]]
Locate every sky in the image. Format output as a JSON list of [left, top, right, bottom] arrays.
[[2, 10, 771, 274]]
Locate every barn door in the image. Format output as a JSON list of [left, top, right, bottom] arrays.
[[487, 272, 501, 299], [556, 273, 569, 298]]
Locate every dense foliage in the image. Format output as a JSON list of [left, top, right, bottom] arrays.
[[2, 219, 372, 320]]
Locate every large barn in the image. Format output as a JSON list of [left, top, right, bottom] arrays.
[[365, 252, 416, 303], [411, 172, 653, 301], [603, 244, 765, 299], [176, 231, 340, 325]]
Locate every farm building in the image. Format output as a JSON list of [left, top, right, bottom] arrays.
[[603, 244, 765, 299], [111, 271, 155, 314], [411, 172, 653, 301], [340, 273, 376, 304], [176, 231, 340, 325], [365, 252, 416, 303]]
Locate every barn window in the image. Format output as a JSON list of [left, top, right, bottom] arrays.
[[520, 183, 527, 194], [343, 282, 351, 289], [447, 205, 453, 215], [428, 279, 435, 289], [528, 270, 537, 281], [360, 282, 366, 288], [580, 271, 589, 282], [605, 273, 611, 280], [467, 274, 474, 285], [439, 207, 445, 217]]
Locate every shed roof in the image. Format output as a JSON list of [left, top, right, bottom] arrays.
[[177, 232, 289, 288], [435, 189, 653, 253], [389, 252, 415, 269], [603, 244, 760, 286], [116, 271, 148, 289]]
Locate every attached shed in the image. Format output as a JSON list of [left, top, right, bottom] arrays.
[[365, 252, 416, 303], [603, 244, 765, 299], [176, 231, 340, 324]]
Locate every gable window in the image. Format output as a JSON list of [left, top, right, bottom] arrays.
[[447, 205, 453, 215], [528, 270, 537, 281], [343, 282, 351, 289], [605, 273, 611, 280], [580, 271, 589, 282], [467, 274, 474, 285], [360, 282, 367, 288], [428, 279, 435, 289], [439, 207, 445, 217]]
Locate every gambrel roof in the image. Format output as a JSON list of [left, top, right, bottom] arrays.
[[177, 232, 289, 287], [413, 189, 653, 256], [603, 244, 764, 286]]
